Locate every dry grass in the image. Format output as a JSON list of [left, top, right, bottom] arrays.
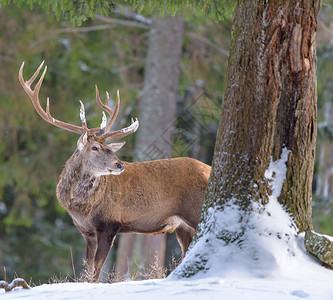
[[44, 250, 181, 284], [106, 268, 127, 283], [107, 252, 181, 283], [140, 252, 168, 280], [48, 274, 75, 284]]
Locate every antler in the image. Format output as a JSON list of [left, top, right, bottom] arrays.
[[19, 61, 102, 135], [19, 61, 139, 139], [95, 85, 119, 133], [102, 117, 139, 140], [95, 85, 139, 140]]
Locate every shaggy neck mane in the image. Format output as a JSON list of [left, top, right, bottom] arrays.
[[57, 150, 100, 207]]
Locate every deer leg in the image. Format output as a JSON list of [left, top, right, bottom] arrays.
[[175, 223, 196, 259], [83, 234, 97, 282], [92, 230, 117, 282]]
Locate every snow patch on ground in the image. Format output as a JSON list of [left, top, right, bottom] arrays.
[[1, 265, 333, 300]]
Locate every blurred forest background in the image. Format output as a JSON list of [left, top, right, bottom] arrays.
[[0, 1, 333, 284]]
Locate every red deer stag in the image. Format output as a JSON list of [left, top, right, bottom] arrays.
[[19, 61, 211, 282]]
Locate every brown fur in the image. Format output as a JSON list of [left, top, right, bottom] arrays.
[[56, 135, 211, 282]]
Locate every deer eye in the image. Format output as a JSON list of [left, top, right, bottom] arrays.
[[91, 146, 98, 151]]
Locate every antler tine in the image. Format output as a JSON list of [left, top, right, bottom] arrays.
[[46, 97, 53, 122], [19, 61, 49, 123], [27, 60, 45, 86], [95, 85, 112, 115], [95, 85, 120, 133], [33, 64, 48, 103], [106, 89, 120, 132], [105, 91, 110, 107], [101, 117, 139, 140], [19, 61, 85, 134], [79, 100, 88, 131]]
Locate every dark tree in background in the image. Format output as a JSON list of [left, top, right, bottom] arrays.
[[115, 15, 184, 277]]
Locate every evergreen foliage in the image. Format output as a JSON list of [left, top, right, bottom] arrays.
[[123, 0, 235, 20], [0, 0, 236, 25], [0, 0, 117, 26]]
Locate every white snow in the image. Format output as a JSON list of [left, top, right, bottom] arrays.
[[79, 100, 86, 124], [121, 119, 139, 133], [1, 257, 333, 300], [264, 147, 290, 200], [1, 147, 333, 299], [100, 111, 107, 130], [310, 231, 333, 242]]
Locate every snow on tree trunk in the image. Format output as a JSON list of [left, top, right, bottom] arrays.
[[115, 15, 184, 277], [172, 0, 321, 278]]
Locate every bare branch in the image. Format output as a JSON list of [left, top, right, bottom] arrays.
[[115, 5, 152, 26], [29, 22, 147, 50], [94, 15, 150, 29], [58, 24, 117, 33], [0, 278, 30, 292], [187, 32, 229, 57]]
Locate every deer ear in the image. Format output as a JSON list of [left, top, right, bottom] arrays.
[[77, 132, 88, 151], [107, 141, 126, 153]]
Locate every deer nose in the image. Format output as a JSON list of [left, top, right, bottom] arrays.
[[115, 162, 124, 171]]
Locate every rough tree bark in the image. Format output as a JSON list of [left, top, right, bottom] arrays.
[[115, 15, 184, 277], [173, 0, 323, 277], [213, 0, 319, 230]]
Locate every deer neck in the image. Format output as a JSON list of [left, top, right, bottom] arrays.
[[74, 170, 100, 199], [57, 150, 101, 209]]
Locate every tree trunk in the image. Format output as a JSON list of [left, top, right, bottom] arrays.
[[115, 15, 184, 278], [173, 0, 321, 277]]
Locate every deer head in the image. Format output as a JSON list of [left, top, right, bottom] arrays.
[[19, 61, 139, 176]]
